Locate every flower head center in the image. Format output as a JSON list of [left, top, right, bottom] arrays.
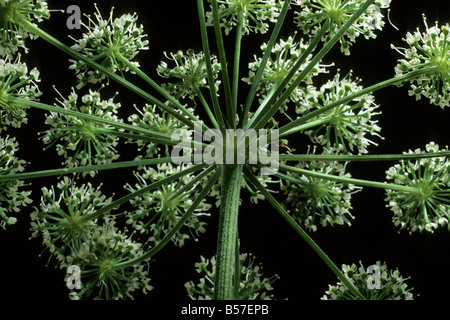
[[327, 8, 344, 23], [99, 259, 115, 277], [81, 121, 96, 140], [415, 180, 435, 201], [0, 1, 18, 24]]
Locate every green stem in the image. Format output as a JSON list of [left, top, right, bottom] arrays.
[[79, 163, 209, 223], [279, 150, 450, 162], [114, 166, 221, 269], [238, 0, 291, 128], [214, 164, 244, 300], [197, 0, 227, 131], [280, 67, 436, 136], [0, 157, 185, 182], [278, 164, 418, 193], [15, 16, 195, 130], [12, 98, 173, 143], [194, 85, 220, 130], [211, 0, 234, 128], [232, 9, 244, 121], [243, 166, 364, 300]]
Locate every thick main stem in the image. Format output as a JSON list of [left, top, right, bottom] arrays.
[[214, 164, 244, 300]]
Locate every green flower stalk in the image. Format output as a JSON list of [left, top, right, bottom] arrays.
[[41, 88, 123, 172], [385, 142, 450, 233], [322, 261, 415, 300], [393, 15, 450, 108], [0, 135, 31, 228], [185, 253, 279, 300], [69, 5, 149, 89], [127, 104, 192, 160], [244, 35, 329, 113], [0, 55, 41, 131]]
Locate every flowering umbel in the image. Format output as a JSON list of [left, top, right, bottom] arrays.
[[0, 55, 41, 132], [0, 135, 31, 228], [385, 142, 450, 233], [69, 5, 149, 88], [125, 163, 212, 248], [322, 261, 414, 300], [157, 49, 221, 100], [30, 176, 115, 264], [294, 0, 391, 55], [393, 15, 450, 108], [206, 0, 283, 35], [41, 89, 122, 171], [281, 148, 360, 232], [298, 72, 383, 154], [0, 0, 50, 57], [63, 224, 152, 300]]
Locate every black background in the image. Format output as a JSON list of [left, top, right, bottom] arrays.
[[1, 0, 450, 303]]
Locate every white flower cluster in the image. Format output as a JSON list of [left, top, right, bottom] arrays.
[[63, 224, 153, 300], [30, 176, 114, 264], [393, 15, 450, 108], [293, 0, 391, 55], [0, 0, 50, 58], [157, 49, 221, 100], [124, 163, 212, 248], [185, 253, 279, 300], [0, 55, 41, 132], [322, 261, 414, 300], [0, 136, 31, 229], [243, 35, 328, 113], [69, 5, 149, 88], [206, 0, 283, 35], [298, 72, 383, 154], [41, 89, 122, 171], [385, 142, 450, 233], [281, 148, 360, 231]]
